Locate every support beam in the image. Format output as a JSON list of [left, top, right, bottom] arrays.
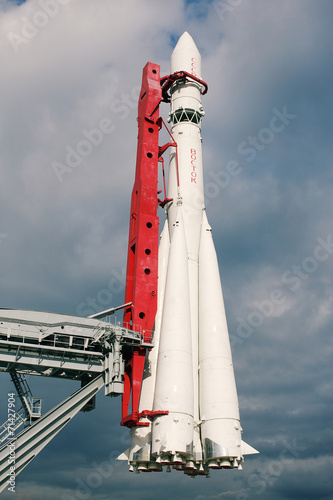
[[0, 374, 104, 493]]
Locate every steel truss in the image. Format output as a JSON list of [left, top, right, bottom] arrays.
[[0, 308, 152, 492]]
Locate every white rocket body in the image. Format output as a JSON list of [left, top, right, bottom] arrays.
[[119, 32, 258, 476]]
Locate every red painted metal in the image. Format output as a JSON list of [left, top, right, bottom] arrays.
[[137, 410, 169, 421], [121, 62, 162, 428], [158, 116, 180, 188], [160, 70, 208, 103]]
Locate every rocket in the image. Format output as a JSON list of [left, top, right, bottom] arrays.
[[118, 32, 258, 476]]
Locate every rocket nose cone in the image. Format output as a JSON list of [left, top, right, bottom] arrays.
[[171, 31, 201, 78], [172, 31, 198, 53]]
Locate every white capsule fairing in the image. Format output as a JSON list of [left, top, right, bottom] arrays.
[[171, 31, 202, 78], [152, 209, 194, 462]]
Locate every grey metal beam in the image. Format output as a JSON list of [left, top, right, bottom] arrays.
[[0, 374, 105, 493]]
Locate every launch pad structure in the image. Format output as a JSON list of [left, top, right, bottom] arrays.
[[0, 33, 257, 491]]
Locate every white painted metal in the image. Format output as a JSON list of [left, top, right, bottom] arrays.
[[88, 301, 132, 319], [152, 209, 194, 461], [171, 30, 202, 79], [0, 309, 152, 382], [10, 371, 42, 423], [199, 211, 243, 468], [168, 31, 205, 465], [168, 32, 205, 246], [0, 309, 153, 480], [0, 374, 104, 493], [0, 409, 26, 444]]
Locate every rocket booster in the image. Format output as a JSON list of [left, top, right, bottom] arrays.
[[119, 32, 258, 476]]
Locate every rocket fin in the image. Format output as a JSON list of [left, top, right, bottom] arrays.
[[117, 448, 130, 461], [241, 441, 259, 455]]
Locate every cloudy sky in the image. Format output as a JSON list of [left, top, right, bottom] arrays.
[[0, 0, 332, 498]]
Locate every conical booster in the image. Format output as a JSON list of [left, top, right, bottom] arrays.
[[151, 208, 194, 464], [198, 211, 243, 469]]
